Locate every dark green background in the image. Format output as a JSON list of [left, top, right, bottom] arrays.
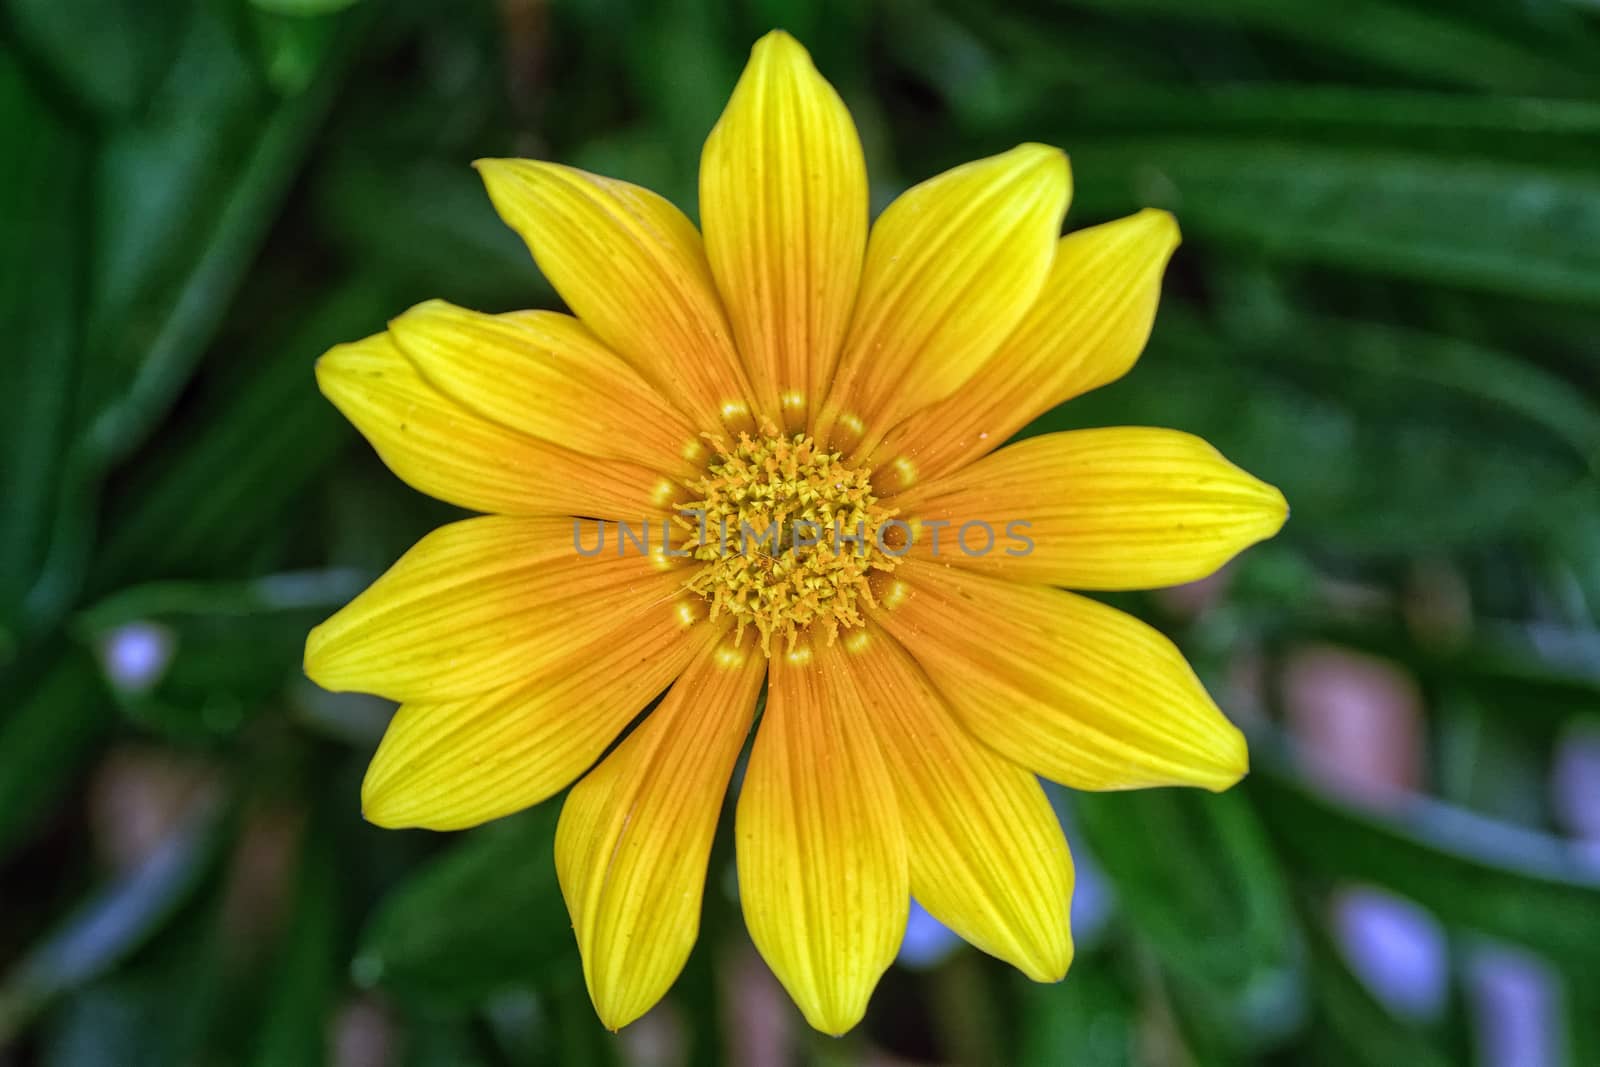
[[3, 0, 1599, 1063]]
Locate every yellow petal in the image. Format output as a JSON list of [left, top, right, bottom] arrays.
[[557, 633, 765, 1030], [825, 628, 1074, 982], [876, 562, 1248, 792], [897, 428, 1287, 588], [389, 301, 704, 475], [476, 158, 757, 431], [736, 644, 908, 1035], [317, 332, 675, 518], [872, 209, 1180, 493], [700, 30, 867, 432], [305, 516, 691, 703], [359, 609, 722, 832], [816, 144, 1070, 455]]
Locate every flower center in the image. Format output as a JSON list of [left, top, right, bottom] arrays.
[[679, 423, 899, 655]]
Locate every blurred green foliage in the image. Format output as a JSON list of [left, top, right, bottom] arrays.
[[3, 0, 1600, 1063]]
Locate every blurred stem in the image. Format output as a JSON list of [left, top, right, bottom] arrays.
[[930, 952, 1004, 1067], [0, 790, 231, 1042], [548, 977, 620, 1067]]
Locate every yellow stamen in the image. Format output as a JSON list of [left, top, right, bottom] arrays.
[[679, 422, 898, 655]]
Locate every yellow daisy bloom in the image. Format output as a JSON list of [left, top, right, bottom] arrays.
[[305, 31, 1287, 1035]]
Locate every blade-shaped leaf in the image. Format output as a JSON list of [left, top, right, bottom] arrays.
[[6, 0, 188, 118], [26, 2, 360, 629], [353, 805, 573, 1007], [0, 52, 89, 636], [1046, 304, 1600, 552], [0, 649, 117, 858], [1048, 0, 1598, 94], [1074, 788, 1302, 1048], [1068, 137, 1600, 308], [90, 280, 389, 590], [1249, 754, 1600, 967], [76, 570, 368, 739]]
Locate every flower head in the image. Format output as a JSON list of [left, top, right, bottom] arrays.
[[680, 424, 900, 653], [306, 30, 1286, 1035]]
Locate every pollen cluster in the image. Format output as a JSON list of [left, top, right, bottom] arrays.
[[679, 423, 899, 654]]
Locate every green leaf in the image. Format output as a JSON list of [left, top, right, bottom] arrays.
[[401, 1017, 498, 1067], [251, 0, 363, 15], [1561, 962, 1600, 1067], [89, 280, 389, 591], [1013, 964, 1137, 1067], [75, 570, 368, 739], [0, 648, 117, 858], [314, 153, 551, 310], [1049, 305, 1600, 552], [0, 52, 89, 641], [622, 0, 741, 187], [354, 805, 574, 1007], [26, 2, 360, 628], [6, 0, 188, 118], [1074, 789, 1302, 1047], [1248, 754, 1600, 967], [543, 978, 626, 1067], [1035, 84, 1600, 169], [249, 821, 342, 1067], [1050, 0, 1597, 94], [248, 3, 348, 95], [1067, 137, 1600, 309]]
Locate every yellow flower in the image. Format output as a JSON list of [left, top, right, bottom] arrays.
[[305, 31, 1286, 1035]]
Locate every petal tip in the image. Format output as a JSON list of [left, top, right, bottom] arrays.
[[781, 970, 882, 1036], [311, 352, 338, 394], [754, 27, 802, 51], [1004, 142, 1071, 217], [474, 157, 547, 204], [744, 30, 821, 86], [359, 799, 403, 829], [589, 992, 644, 1034], [1205, 727, 1251, 793], [1010, 141, 1069, 174], [471, 157, 513, 191], [360, 771, 412, 830], [302, 624, 337, 689], [1018, 936, 1075, 984], [386, 298, 457, 344], [1238, 476, 1290, 547], [313, 337, 368, 386], [1265, 483, 1291, 531], [1135, 206, 1182, 248], [812, 1017, 864, 1036]]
